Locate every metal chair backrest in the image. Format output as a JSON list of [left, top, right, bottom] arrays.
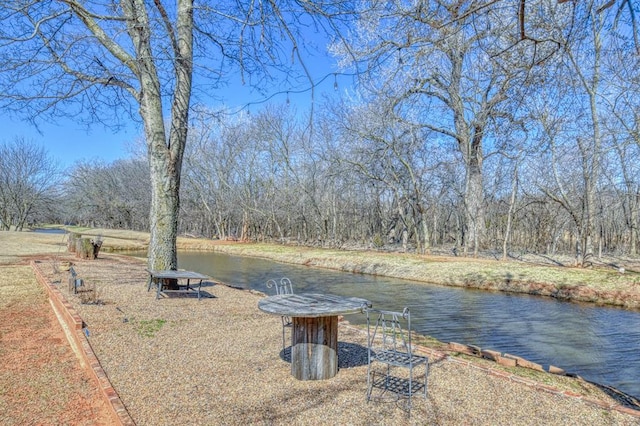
[[279, 277, 293, 295], [367, 307, 413, 356], [68, 267, 83, 294], [365, 307, 427, 416], [266, 277, 295, 353], [266, 277, 294, 295]]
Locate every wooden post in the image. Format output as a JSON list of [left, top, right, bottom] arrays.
[[68, 232, 80, 253], [160, 277, 180, 291], [291, 316, 338, 380], [76, 238, 94, 259]]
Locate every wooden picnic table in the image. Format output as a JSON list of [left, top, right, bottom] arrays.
[[147, 269, 210, 300], [258, 293, 371, 380]]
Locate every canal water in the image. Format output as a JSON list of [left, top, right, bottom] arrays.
[[32, 228, 68, 234], [164, 250, 639, 399]]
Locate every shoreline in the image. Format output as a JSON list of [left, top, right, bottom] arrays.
[[172, 240, 640, 311], [35, 253, 640, 424], [14, 226, 640, 309]]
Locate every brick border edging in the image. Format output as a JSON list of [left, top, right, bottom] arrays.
[[340, 322, 640, 419], [31, 260, 136, 426]]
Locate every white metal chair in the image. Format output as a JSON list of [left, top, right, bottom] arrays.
[[266, 277, 294, 352], [366, 307, 428, 416]]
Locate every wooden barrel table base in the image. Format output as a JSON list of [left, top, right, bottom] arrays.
[[291, 316, 338, 380], [258, 293, 371, 381]]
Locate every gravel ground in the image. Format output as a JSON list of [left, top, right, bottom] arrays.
[[44, 254, 640, 426]]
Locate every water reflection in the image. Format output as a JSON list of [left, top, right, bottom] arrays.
[[136, 250, 640, 398]]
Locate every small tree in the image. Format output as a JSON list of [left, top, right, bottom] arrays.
[[0, 137, 61, 231]]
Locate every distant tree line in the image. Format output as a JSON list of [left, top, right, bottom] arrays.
[[6, 85, 640, 264], [51, 85, 640, 264], [3, 0, 639, 267]]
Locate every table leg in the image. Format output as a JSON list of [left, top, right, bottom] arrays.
[[291, 316, 338, 380]]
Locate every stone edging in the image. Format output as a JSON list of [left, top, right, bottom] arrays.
[[31, 260, 136, 426], [340, 322, 640, 419]]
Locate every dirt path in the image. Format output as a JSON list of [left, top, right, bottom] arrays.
[[0, 264, 113, 426]]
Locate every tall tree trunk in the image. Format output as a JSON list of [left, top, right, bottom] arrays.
[[503, 166, 519, 261], [147, 149, 180, 270], [465, 156, 485, 256], [568, 6, 603, 267], [450, 50, 486, 257], [421, 211, 431, 255], [124, 0, 193, 272], [632, 194, 639, 255]]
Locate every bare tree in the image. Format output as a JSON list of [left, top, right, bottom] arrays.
[[523, 0, 625, 265], [600, 29, 640, 255], [182, 115, 250, 239], [327, 96, 441, 253], [0, 1, 348, 270], [330, 0, 534, 256], [0, 137, 61, 231], [65, 159, 150, 230]]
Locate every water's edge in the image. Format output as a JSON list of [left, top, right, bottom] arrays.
[[125, 250, 640, 400]]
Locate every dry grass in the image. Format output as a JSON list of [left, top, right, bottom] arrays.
[[6, 227, 640, 307], [0, 255, 112, 425], [0, 265, 47, 308], [0, 233, 67, 265], [195, 240, 626, 285], [205, 242, 640, 306]]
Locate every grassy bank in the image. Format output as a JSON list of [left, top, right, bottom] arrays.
[[8, 226, 640, 309], [208, 242, 640, 309], [89, 228, 640, 309]]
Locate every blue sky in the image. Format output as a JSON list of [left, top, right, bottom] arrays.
[[0, 115, 140, 168], [0, 74, 343, 169], [1, 30, 346, 169]]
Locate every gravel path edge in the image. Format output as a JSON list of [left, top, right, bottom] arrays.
[[31, 260, 136, 426], [31, 256, 640, 425]]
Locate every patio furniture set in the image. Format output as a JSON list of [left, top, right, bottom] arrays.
[[145, 269, 429, 415], [260, 277, 429, 416]]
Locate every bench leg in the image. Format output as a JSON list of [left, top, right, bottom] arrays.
[[187, 279, 203, 300]]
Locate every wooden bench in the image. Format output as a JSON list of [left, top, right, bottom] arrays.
[[146, 269, 210, 301], [68, 267, 84, 294]]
